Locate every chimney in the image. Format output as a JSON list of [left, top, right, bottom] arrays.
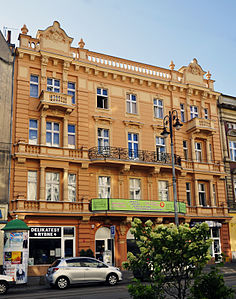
[[7, 30, 11, 44]]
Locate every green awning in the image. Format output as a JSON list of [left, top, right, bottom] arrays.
[[2, 219, 30, 231]]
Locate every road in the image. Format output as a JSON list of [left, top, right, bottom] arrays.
[[3, 274, 236, 299]]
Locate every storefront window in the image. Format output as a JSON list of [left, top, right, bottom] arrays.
[[29, 226, 75, 265]]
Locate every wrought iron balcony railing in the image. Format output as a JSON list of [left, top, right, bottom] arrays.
[[88, 146, 181, 166]]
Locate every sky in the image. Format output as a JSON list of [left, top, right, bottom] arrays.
[[1, 0, 236, 96]]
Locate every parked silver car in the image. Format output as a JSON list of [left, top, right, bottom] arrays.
[[46, 257, 122, 289]]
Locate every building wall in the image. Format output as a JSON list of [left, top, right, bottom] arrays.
[[10, 22, 230, 273]]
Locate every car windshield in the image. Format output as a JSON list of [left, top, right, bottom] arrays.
[[50, 259, 61, 268]]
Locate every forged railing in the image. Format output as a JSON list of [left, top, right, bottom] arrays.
[[88, 146, 181, 166]]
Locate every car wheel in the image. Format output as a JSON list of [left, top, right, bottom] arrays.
[[106, 273, 118, 286], [0, 281, 8, 295], [56, 276, 70, 290]]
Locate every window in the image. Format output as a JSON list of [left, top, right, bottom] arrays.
[[209, 143, 213, 161], [27, 171, 37, 200], [68, 82, 75, 104], [68, 125, 75, 148], [213, 184, 217, 206], [128, 133, 139, 159], [68, 174, 76, 202], [229, 141, 236, 161], [180, 104, 185, 122], [47, 78, 60, 93], [209, 228, 221, 261], [97, 88, 108, 109], [233, 177, 236, 201], [46, 122, 60, 147], [190, 105, 198, 119], [204, 108, 209, 119], [29, 119, 38, 145], [98, 128, 109, 154], [154, 99, 163, 119], [186, 182, 191, 206], [156, 137, 165, 160], [30, 75, 39, 98], [183, 140, 188, 160], [198, 183, 207, 206], [126, 94, 137, 114], [130, 178, 141, 200], [98, 176, 110, 199], [195, 142, 202, 162], [46, 172, 59, 201], [158, 181, 168, 201]]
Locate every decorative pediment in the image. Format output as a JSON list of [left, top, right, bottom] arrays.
[[179, 58, 207, 87], [36, 21, 73, 56]]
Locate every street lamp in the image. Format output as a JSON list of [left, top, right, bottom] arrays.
[[161, 110, 183, 227]]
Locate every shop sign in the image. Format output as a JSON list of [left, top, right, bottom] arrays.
[[91, 199, 186, 213], [30, 227, 61, 238]]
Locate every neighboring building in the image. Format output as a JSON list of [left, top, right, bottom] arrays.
[[0, 31, 14, 262], [10, 21, 230, 275], [218, 94, 236, 261]]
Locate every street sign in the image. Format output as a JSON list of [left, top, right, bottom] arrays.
[[110, 225, 115, 238]]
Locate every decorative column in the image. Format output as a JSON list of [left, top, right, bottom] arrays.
[[63, 168, 69, 201], [194, 179, 199, 206], [206, 138, 211, 163], [39, 166, 45, 201], [63, 116, 68, 148], [40, 113, 46, 145]]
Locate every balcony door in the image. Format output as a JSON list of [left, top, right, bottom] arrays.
[[128, 133, 139, 159]]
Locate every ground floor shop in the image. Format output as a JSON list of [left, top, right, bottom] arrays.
[[21, 215, 231, 276]]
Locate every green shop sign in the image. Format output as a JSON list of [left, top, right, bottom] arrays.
[[91, 199, 186, 214]]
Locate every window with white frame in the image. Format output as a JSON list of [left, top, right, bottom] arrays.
[[186, 182, 191, 206], [68, 82, 76, 104], [30, 75, 39, 98], [158, 181, 168, 201], [68, 124, 75, 148], [209, 227, 221, 261], [98, 176, 111, 199], [156, 136, 165, 160], [213, 184, 217, 206], [29, 119, 38, 145], [154, 99, 163, 119], [195, 142, 202, 162], [233, 177, 236, 201], [198, 183, 207, 206], [183, 140, 188, 160], [98, 128, 109, 154], [97, 88, 108, 109], [46, 172, 60, 201], [130, 178, 141, 200], [27, 171, 37, 200], [126, 94, 137, 114], [68, 174, 76, 202], [128, 133, 139, 159], [47, 78, 60, 93], [46, 122, 60, 147], [190, 105, 198, 119], [229, 141, 236, 161], [204, 108, 209, 119], [180, 103, 185, 122], [209, 143, 213, 161]]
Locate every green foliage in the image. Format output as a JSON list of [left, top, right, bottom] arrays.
[[123, 218, 212, 299], [189, 266, 235, 299], [79, 249, 94, 257], [128, 279, 165, 299]]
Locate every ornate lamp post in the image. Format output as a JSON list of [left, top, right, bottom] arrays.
[[161, 110, 182, 227]]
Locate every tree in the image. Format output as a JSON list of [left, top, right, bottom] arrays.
[[123, 218, 213, 299]]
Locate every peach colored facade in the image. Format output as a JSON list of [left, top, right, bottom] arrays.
[[10, 21, 231, 275]]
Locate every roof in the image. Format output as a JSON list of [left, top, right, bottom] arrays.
[[2, 219, 30, 231]]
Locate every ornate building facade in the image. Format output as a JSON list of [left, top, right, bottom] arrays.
[[218, 94, 236, 261], [10, 21, 231, 275]]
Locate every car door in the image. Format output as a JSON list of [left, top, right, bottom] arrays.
[[65, 258, 85, 283], [82, 258, 108, 282]]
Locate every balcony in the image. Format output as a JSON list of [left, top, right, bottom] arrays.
[[187, 206, 228, 218], [91, 198, 186, 214], [38, 90, 74, 113], [186, 117, 215, 134], [88, 147, 181, 166]]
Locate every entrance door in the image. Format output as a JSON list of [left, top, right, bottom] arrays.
[[95, 227, 114, 265], [64, 239, 74, 257]]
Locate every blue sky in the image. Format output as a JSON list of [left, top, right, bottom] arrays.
[[1, 0, 235, 95]]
